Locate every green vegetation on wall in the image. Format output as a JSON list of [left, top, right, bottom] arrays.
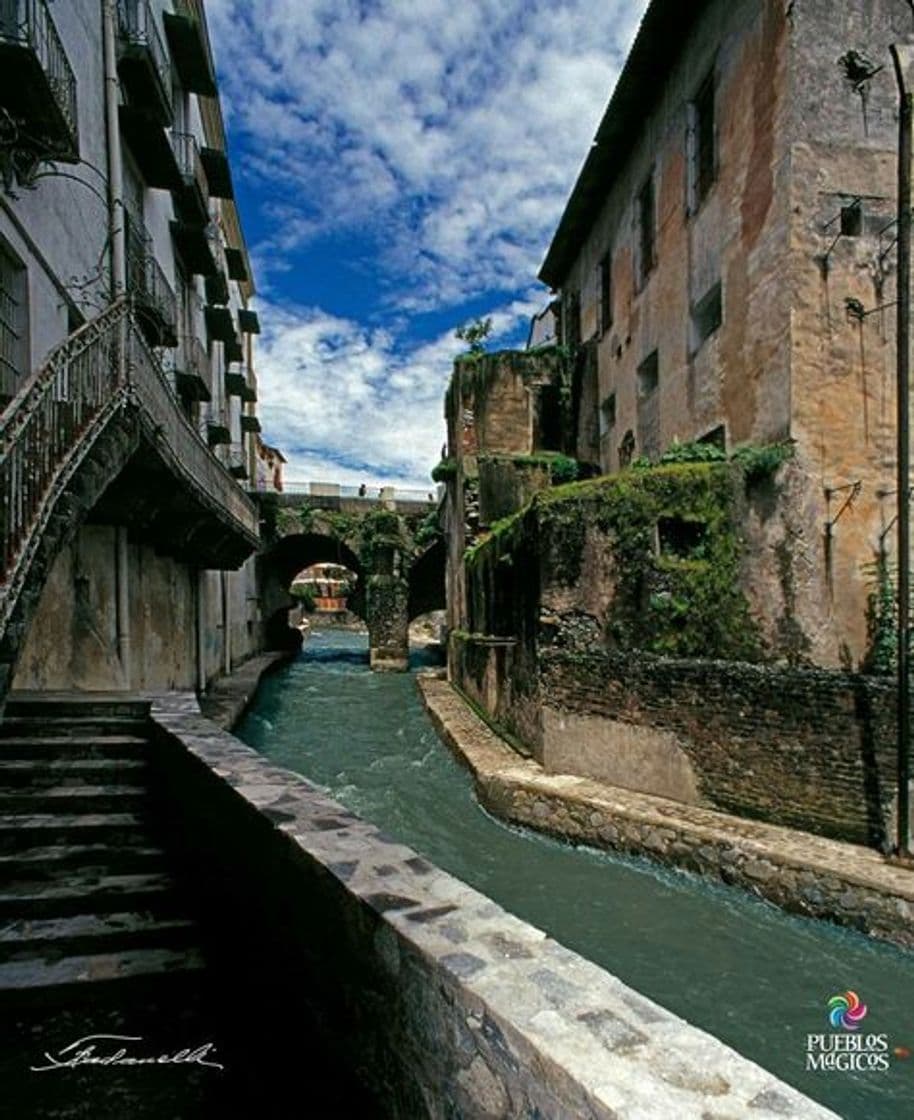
[[466, 461, 763, 660]]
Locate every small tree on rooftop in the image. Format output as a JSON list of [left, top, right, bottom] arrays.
[[455, 316, 493, 356]]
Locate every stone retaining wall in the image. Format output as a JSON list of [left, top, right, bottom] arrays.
[[419, 677, 914, 952], [149, 697, 835, 1120]]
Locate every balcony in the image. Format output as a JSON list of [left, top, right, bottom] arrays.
[[200, 146, 233, 199], [225, 368, 246, 397], [172, 218, 218, 278], [205, 268, 229, 306], [171, 131, 208, 226], [227, 445, 248, 481], [225, 247, 248, 283], [204, 304, 233, 344], [163, 0, 216, 97], [206, 420, 231, 448], [116, 0, 172, 125], [224, 333, 243, 365], [119, 104, 180, 189], [0, 0, 78, 169], [238, 309, 260, 334], [240, 414, 261, 434], [125, 211, 178, 348], [170, 334, 211, 402], [241, 379, 257, 404]]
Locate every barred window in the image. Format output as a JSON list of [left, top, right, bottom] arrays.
[[0, 244, 27, 398]]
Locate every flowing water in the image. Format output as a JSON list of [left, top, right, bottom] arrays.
[[236, 630, 914, 1120]]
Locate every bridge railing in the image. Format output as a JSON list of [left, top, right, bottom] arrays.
[[283, 480, 437, 506], [0, 297, 258, 632]]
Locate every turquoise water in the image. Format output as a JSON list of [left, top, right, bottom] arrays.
[[237, 631, 914, 1120]]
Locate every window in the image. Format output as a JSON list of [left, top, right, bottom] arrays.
[[657, 516, 708, 560], [599, 250, 613, 334], [599, 392, 616, 437], [618, 429, 635, 469], [0, 243, 27, 399], [637, 349, 659, 396], [637, 175, 656, 284], [840, 200, 862, 237], [688, 70, 716, 211], [690, 281, 722, 353], [563, 290, 581, 349]]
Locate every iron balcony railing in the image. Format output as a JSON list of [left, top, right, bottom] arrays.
[[116, 0, 172, 120], [172, 131, 206, 193], [0, 0, 78, 152], [0, 298, 258, 630], [125, 210, 178, 346]]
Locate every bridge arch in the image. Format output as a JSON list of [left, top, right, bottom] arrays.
[[408, 538, 446, 622]]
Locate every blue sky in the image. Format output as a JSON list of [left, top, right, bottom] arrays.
[[206, 0, 648, 488]]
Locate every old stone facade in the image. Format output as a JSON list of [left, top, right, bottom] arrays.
[[539, 0, 914, 668], [0, 0, 268, 695]]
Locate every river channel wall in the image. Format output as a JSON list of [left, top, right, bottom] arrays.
[[451, 636, 906, 850], [148, 698, 835, 1120]]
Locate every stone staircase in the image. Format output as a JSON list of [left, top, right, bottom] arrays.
[[0, 693, 206, 1002]]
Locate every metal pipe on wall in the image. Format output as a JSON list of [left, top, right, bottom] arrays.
[[102, 0, 126, 296]]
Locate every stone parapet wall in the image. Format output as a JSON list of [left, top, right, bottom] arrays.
[[149, 697, 834, 1120]]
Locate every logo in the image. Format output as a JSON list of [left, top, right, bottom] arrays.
[[827, 990, 868, 1031]]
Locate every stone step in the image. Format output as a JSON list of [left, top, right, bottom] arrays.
[[4, 694, 150, 720], [0, 841, 166, 878], [0, 871, 182, 920], [0, 735, 148, 760], [0, 717, 149, 740], [0, 946, 207, 1004], [0, 758, 148, 787], [0, 784, 148, 814], [0, 812, 148, 853], [0, 911, 198, 962]]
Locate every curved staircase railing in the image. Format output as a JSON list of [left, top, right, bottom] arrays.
[[0, 297, 258, 636]]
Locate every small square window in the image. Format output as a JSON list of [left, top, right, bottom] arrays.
[[690, 281, 722, 353]]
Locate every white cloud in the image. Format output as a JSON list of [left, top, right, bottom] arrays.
[[205, 0, 648, 481], [209, 0, 646, 304], [255, 293, 545, 490]]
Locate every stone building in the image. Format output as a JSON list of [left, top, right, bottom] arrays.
[[0, 0, 268, 696], [538, 0, 913, 669]]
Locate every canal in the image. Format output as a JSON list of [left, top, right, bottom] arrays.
[[236, 630, 914, 1120]]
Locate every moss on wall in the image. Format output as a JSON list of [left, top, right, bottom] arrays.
[[465, 462, 763, 661]]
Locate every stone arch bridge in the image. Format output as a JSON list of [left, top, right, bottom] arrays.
[[258, 489, 445, 671]]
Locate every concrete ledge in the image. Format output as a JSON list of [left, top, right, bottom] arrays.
[[198, 651, 293, 729], [418, 677, 914, 951], [148, 694, 835, 1119]]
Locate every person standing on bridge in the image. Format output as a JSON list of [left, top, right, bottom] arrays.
[[358, 483, 367, 497]]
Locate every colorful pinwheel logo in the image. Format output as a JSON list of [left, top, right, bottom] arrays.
[[828, 991, 868, 1031]]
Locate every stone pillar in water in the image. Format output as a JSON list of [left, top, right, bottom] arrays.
[[366, 572, 409, 672]]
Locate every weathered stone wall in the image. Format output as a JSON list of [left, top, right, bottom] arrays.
[[538, 648, 904, 849], [148, 699, 835, 1120]]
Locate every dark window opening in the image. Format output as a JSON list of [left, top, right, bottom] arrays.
[[691, 281, 722, 352], [563, 290, 581, 349], [536, 384, 563, 452], [618, 429, 635, 469], [693, 71, 716, 205], [637, 350, 659, 396], [840, 200, 863, 237], [657, 516, 708, 560], [0, 243, 27, 400], [599, 250, 613, 334], [637, 175, 656, 284], [699, 424, 726, 450], [599, 392, 616, 437]]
